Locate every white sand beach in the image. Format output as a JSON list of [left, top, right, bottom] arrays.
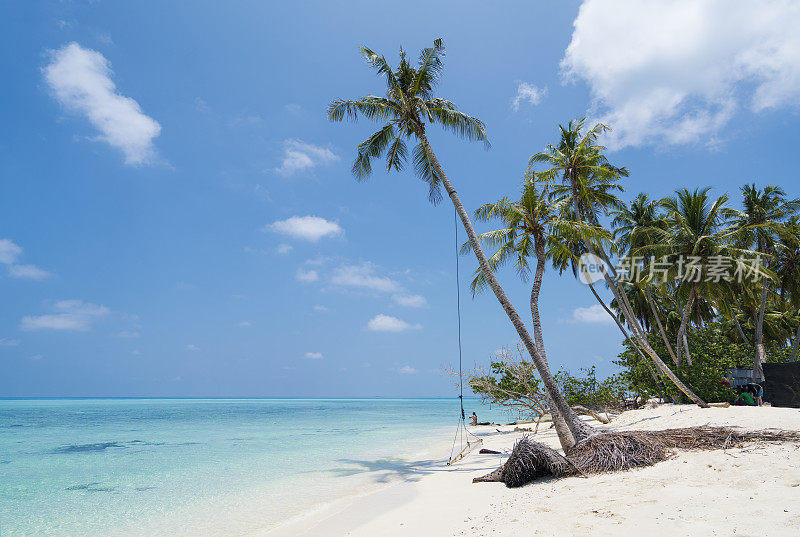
[[266, 405, 800, 537]]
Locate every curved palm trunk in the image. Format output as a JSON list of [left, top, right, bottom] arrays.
[[733, 315, 752, 346], [754, 283, 768, 381], [675, 283, 696, 367], [645, 288, 679, 364], [418, 132, 593, 448], [530, 240, 576, 450], [568, 179, 708, 407], [791, 320, 800, 362], [589, 282, 663, 388]]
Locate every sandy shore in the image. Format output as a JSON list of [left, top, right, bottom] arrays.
[[264, 404, 800, 537]]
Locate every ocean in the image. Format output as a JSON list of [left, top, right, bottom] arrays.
[[0, 398, 517, 537]]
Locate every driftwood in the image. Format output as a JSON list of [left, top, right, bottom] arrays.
[[571, 405, 611, 424], [474, 426, 800, 488]]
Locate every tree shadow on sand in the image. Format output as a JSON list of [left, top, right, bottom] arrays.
[[330, 456, 501, 484]]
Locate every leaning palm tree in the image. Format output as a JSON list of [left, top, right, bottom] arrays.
[[463, 174, 610, 449], [727, 185, 800, 378], [328, 39, 593, 447], [532, 120, 708, 407], [610, 194, 682, 364]]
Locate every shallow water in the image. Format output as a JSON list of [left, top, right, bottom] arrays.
[[0, 398, 515, 537]]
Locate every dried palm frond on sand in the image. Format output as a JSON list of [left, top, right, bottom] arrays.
[[474, 426, 800, 488]]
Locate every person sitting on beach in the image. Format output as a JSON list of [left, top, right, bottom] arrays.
[[469, 412, 478, 426], [734, 390, 756, 406]]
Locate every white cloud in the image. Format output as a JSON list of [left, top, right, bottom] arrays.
[[296, 268, 319, 283], [0, 239, 53, 279], [276, 244, 293, 254], [331, 263, 402, 294], [562, 0, 800, 149], [117, 330, 140, 338], [0, 239, 22, 264], [20, 300, 110, 331], [304, 351, 323, 359], [398, 365, 418, 375], [186, 344, 199, 351], [239, 321, 252, 327], [8, 264, 53, 280], [29, 354, 44, 361], [268, 216, 343, 242], [43, 42, 162, 165], [392, 294, 427, 308], [275, 139, 339, 176], [572, 304, 615, 324], [511, 82, 547, 111], [367, 314, 421, 332], [0, 337, 20, 347], [313, 305, 328, 312]]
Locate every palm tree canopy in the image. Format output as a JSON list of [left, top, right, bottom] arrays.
[[328, 39, 489, 204], [463, 174, 611, 294], [610, 193, 662, 256], [727, 184, 800, 255], [530, 119, 628, 224]]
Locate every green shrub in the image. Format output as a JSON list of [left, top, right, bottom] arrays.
[[554, 366, 627, 410], [614, 322, 790, 403]]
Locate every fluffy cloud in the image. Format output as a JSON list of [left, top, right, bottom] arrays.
[[268, 216, 343, 242], [392, 294, 428, 308], [0, 337, 20, 346], [0, 239, 53, 279], [186, 344, 200, 351], [0, 239, 22, 264], [511, 82, 547, 111], [20, 300, 110, 331], [561, 0, 800, 149], [43, 42, 162, 165], [304, 351, 323, 359], [366, 314, 422, 332], [398, 365, 418, 375], [571, 304, 615, 324], [276, 244, 293, 255], [331, 263, 402, 294], [275, 139, 339, 176], [296, 268, 319, 283], [7, 264, 53, 280]]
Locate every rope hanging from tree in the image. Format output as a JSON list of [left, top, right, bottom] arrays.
[[448, 206, 482, 465]]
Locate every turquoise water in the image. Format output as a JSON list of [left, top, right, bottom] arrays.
[[0, 398, 515, 537]]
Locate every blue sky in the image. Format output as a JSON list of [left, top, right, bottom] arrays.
[[2, 0, 799, 397]]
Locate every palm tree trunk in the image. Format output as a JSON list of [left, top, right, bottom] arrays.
[[791, 320, 800, 362], [418, 133, 593, 448], [530, 245, 548, 357], [754, 282, 768, 381], [530, 242, 576, 450], [567, 178, 707, 407], [645, 288, 679, 365], [676, 283, 696, 367], [733, 314, 752, 346], [682, 332, 691, 365], [589, 282, 663, 388]]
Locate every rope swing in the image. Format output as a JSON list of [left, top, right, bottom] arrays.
[[447, 206, 482, 465]]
